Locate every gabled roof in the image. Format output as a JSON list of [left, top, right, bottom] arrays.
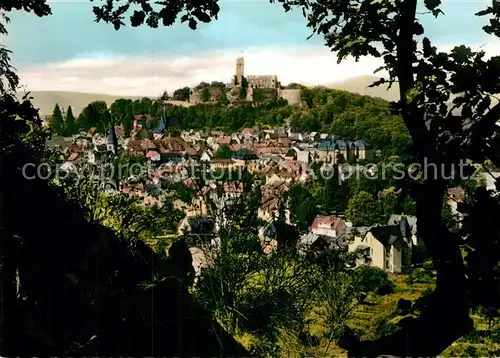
[[311, 215, 343, 231], [134, 114, 153, 121], [217, 136, 232, 145], [352, 140, 371, 149], [368, 225, 405, 246], [156, 119, 166, 133], [387, 215, 417, 236]]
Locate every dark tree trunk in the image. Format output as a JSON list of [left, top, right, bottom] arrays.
[[341, 0, 474, 355], [0, 231, 19, 356]]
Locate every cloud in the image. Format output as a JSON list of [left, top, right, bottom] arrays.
[[17, 39, 500, 97], [17, 46, 385, 96]]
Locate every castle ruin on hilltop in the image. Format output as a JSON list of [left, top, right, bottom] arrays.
[[189, 57, 302, 106]]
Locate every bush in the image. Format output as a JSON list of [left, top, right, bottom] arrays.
[[374, 317, 400, 339], [354, 266, 395, 295], [405, 267, 434, 285]]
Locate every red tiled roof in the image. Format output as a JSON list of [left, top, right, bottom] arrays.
[[134, 114, 153, 121], [68, 152, 79, 161], [311, 216, 343, 231], [115, 125, 125, 138], [142, 139, 157, 150], [223, 182, 244, 194], [185, 147, 201, 156], [211, 159, 233, 164], [217, 136, 232, 145], [146, 150, 160, 160], [242, 128, 257, 136]]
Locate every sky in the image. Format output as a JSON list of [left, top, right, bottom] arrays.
[[4, 0, 497, 96]]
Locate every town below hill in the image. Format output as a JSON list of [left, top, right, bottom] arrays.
[[42, 101, 491, 356], [44, 85, 411, 156]]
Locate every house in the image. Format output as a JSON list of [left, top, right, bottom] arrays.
[[146, 150, 161, 162], [232, 148, 257, 161], [317, 139, 350, 164], [210, 159, 236, 171], [60, 161, 77, 173], [387, 215, 418, 246], [348, 225, 412, 273], [481, 171, 500, 191], [310, 215, 348, 239], [291, 147, 311, 164], [352, 140, 373, 160], [258, 181, 291, 223], [134, 114, 153, 127], [317, 140, 336, 163], [200, 150, 213, 163], [177, 215, 215, 236], [159, 151, 184, 164], [130, 125, 150, 140], [297, 233, 333, 254], [185, 147, 201, 160], [125, 139, 145, 156]]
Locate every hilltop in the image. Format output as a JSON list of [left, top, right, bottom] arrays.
[[326, 75, 400, 102]]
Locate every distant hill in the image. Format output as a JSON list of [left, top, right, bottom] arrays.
[[16, 91, 145, 116], [326, 75, 400, 102]]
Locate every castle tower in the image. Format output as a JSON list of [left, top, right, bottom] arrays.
[[236, 57, 244, 85]]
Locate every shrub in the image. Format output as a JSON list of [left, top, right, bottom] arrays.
[[374, 317, 400, 339], [354, 266, 395, 295], [405, 267, 434, 285]]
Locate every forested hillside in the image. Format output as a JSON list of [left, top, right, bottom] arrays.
[[49, 86, 411, 155]]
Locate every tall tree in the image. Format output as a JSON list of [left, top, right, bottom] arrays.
[[319, 166, 350, 215], [276, 0, 500, 355], [160, 90, 169, 100], [110, 98, 134, 136], [288, 184, 318, 232], [49, 103, 64, 136], [345, 191, 383, 226], [64, 105, 76, 136], [80, 101, 110, 133], [172, 87, 191, 101], [214, 144, 232, 159]]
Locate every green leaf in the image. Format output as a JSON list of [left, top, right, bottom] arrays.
[[431, 9, 444, 18], [130, 10, 145, 27], [188, 18, 197, 30], [475, 9, 492, 17], [422, 37, 433, 57], [424, 0, 441, 11]]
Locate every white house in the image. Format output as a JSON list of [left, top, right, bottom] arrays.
[[348, 225, 411, 273]]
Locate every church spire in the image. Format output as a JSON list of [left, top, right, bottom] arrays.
[[107, 118, 117, 154]]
